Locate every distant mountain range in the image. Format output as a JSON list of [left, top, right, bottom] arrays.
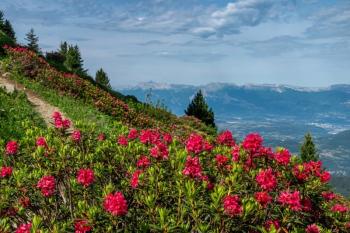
[[118, 81, 350, 195]]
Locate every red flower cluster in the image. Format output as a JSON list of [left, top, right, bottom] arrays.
[[19, 197, 31, 208], [293, 161, 331, 183], [36, 137, 48, 148], [274, 148, 291, 166], [72, 130, 82, 142], [103, 192, 128, 216], [150, 142, 169, 159], [182, 156, 203, 179], [231, 145, 240, 162], [15, 223, 32, 233], [278, 190, 302, 211], [139, 129, 160, 145], [255, 191, 272, 207], [74, 219, 92, 233], [215, 154, 229, 167], [77, 168, 95, 187], [217, 130, 235, 147], [163, 133, 173, 145], [37, 175, 56, 197], [331, 204, 348, 213], [97, 133, 106, 141], [256, 168, 277, 191], [5, 140, 18, 155], [131, 170, 143, 189], [322, 191, 337, 201], [186, 133, 212, 154], [137, 155, 151, 168], [128, 128, 138, 140], [306, 224, 320, 233], [0, 166, 13, 178], [242, 133, 263, 155], [52, 112, 71, 129], [223, 194, 243, 216], [118, 135, 128, 146]]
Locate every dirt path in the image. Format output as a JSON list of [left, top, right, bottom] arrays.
[[0, 73, 73, 129]]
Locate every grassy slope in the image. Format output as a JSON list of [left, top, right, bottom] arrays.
[[7, 72, 121, 133], [0, 88, 46, 141]]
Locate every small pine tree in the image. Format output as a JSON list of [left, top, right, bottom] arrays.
[[59, 41, 68, 56], [300, 133, 319, 162], [64, 45, 87, 76], [185, 89, 216, 128], [3, 20, 16, 41], [95, 68, 111, 89], [0, 11, 4, 27], [25, 28, 40, 53]]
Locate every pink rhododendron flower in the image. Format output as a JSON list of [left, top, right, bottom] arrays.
[[331, 204, 348, 213], [71, 130, 82, 142], [319, 171, 331, 183], [52, 112, 71, 129], [231, 145, 240, 162], [139, 129, 160, 145], [223, 194, 243, 216], [97, 133, 106, 141], [103, 192, 128, 216], [302, 198, 313, 212], [137, 155, 151, 168], [77, 168, 95, 187], [150, 142, 169, 159], [242, 133, 263, 155], [322, 191, 337, 201], [0, 166, 13, 178], [118, 135, 128, 146], [62, 119, 71, 128], [36, 136, 47, 148], [254, 192, 272, 207], [293, 164, 310, 181], [15, 223, 32, 233], [163, 133, 173, 144], [217, 130, 235, 147], [278, 190, 302, 211], [256, 168, 277, 191], [274, 148, 291, 166], [37, 175, 56, 197], [5, 140, 18, 155], [215, 154, 229, 167], [186, 133, 205, 154], [74, 219, 92, 233], [127, 128, 138, 140], [306, 224, 320, 233], [131, 170, 143, 189], [182, 156, 202, 179]]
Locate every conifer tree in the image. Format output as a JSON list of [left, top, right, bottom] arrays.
[[59, 41, 68, 56], [25, 28, 40, 53], [64, 45, 87, 76], [3, 20, 16, 41], [0, 11, 4, 27], [300, 133, 319, 162], [185, 89, 216, 128], [95, 68, 111, 89]]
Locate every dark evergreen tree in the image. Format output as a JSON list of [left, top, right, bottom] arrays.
[[95, 68, 111, 89], [300, 133, 319, 162], [25, 28, 40, 53], [185, 89, 216, 128], [3, 20, 16, 41], [64, 45, 87, 76], [0, 11, 4, 27], [59, 41, 68, 56]]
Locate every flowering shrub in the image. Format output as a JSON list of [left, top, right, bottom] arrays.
[[0, 114, 349, 232]]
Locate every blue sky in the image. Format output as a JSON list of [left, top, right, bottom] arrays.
[[0, 0, 349, 87]]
